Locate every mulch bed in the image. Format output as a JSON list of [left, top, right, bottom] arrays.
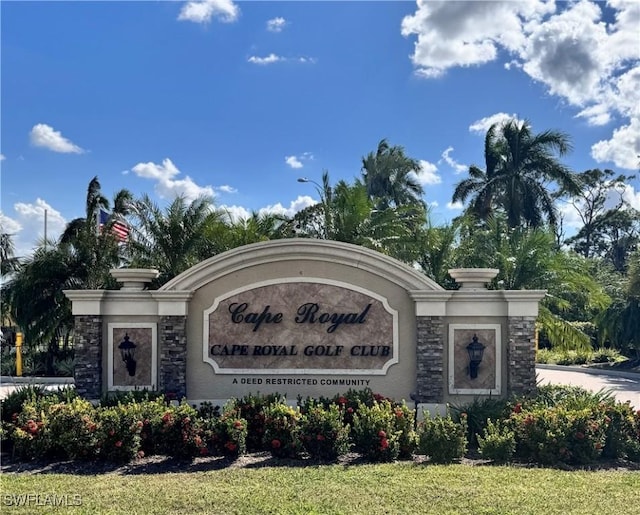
[[2, 451, 639, 475]]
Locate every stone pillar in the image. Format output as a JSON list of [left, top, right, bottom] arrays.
[[507, 316, 537, 396], [159, 315, 187, 400], [73, 315, 103, 399], [416, 316, 444, 402]]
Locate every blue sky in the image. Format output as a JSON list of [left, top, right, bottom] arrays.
[[1, 0, 639, 258]]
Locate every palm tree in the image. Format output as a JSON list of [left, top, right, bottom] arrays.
[[361, 139, 425, 210], [453, 119, 579, 229], [453, 216, 609, 351], [59, 176, 133, 288], [126, 194, 223, 287]]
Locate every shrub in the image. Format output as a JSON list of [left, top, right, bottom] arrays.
[[100, 389, 166, 408], [531, 384, 615, 411], [600, 401, 640, 461], [1, 385, 47, 423], [392, 403, 417, 459], [299, 403, 350, 461], [47, 398, 100, 460], [230, 393, 283, 452], [417, 413, 467, 464], [97, 404, 144, 463], [352, 400, 401, 462], [205, 411, 247, 457], [591, 348, 627, 364], [450, 398, 510, 447], [151, 402, 206, 458], [477, 418, 515, 463], [510, 406, 607, 465], [10, 397, 58, 459], [263, 402, 303, 459]]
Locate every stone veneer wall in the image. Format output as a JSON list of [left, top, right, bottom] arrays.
[[73, 315, 103, 399], [507, 316, 537, 396], [415, 316, 444, 403], [159, 315, 187, 399]]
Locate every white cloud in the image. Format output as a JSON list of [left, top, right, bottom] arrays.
[[219, 204, 252, 223], [0, 154, 5, 161], [178, 0, 239, 24], [131, 158, 214, 201], [469, 113, 522, 134], [402, 1, 640, 170], [267, 17, 287, 32], [216, 185, 237, 194], [439, 147, 467, 174], [591, 117, 640, 170], [285, 153, 314, 169], [29, 123, 84, 154], [1, 199, 66, 258], [446, 201, 464, 211], [285, 156, 303, 169], [411, 159, 441, 186], [248, 54, 284, 65], [258, 195, 316, 218], [248, 54, 316, 65]]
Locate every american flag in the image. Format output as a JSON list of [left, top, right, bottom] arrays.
[[98, 209, 130, 242]]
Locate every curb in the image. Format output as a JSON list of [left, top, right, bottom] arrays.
[[536, 364, 640, 381], [0, 376, 75, 385]]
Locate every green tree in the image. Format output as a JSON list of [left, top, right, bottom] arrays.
[[453, 119, 579, 229], [126, 194, 223, 287], [361, 139, 425, 210]]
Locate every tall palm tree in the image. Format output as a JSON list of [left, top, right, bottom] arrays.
[[454, 216, 609, 351], [59, 176, 133, 288], [361, 139, 425, 210], [126, 194, 223, 287], [453, 119, 579, 229]]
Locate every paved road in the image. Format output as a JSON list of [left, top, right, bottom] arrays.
[[536, 366, 640, 408]]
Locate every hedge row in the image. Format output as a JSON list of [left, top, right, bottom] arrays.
[[1, 385, 638, 466]]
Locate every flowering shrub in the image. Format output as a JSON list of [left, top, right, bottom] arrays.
[[299, 403, 350, 460], [228, 393, 283, 452], [510, 406, 607, 465], [10, 397, 58, 459], [477, 418, 515, 463], [97, 404, 143, 462], [417, 413, 468, 464], [263, 402, 303, 459], [600, 401, 640, 461], [151, 402, 207, 458], [47, 398, 101, 460], [392, 403, 417, 459], [206, 413, 248, 457], [352, 400, 401, 462]]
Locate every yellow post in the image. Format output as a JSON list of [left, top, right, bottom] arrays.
[[15, 332, 23, 377]]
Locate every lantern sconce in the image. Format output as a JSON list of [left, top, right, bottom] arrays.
[[118, 333, 137, 376], [466, 334, 485, 379]]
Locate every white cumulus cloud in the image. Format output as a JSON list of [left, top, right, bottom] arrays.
[[446, 201, 464, 211], [131, 158, 214, 201], [285, 156, 303, 169], [402, 1, 640, 170], [29, 123, 84, 154], [591, 117, 640, 170], [248, 54, 284, 65], [411, 159, 441, 186], [178, 0, 239, 24], [267, 17, 287, 32], [216, 185, 237, 194], [258, 195, 317, 218], [469, 113, 523, 134], [1, 199, 66, 258], [0, 154, 5, 161]]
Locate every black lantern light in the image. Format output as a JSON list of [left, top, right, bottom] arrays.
[[118, 333, 137, 376], [466, 334, 485, 379]]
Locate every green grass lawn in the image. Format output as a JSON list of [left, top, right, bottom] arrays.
[[2, 463, 639, 514]]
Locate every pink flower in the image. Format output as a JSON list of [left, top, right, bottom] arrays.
[[378, 430, 386, 438], [233, 420, 244, 430], [271, 439, 281, 449], [380, 438, 389, 450], [575, 432, 585, 440], [347, 407, 354, 414], [513, 403, 522, 414], [115, 440, 123, 448], [316, 434, 325, 441], [338, 397, 348, 405]]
